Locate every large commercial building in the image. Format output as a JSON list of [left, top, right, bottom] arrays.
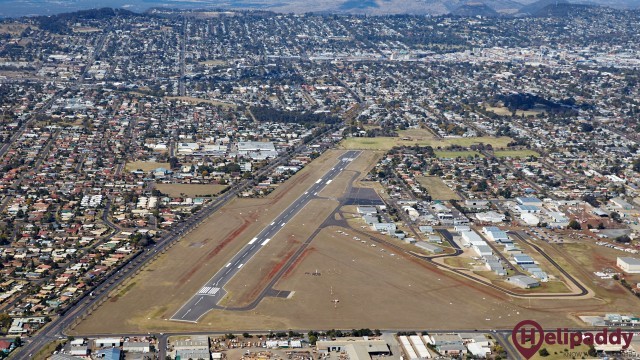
[[316, 337, 391, 360], [617, 257, 640, 273]]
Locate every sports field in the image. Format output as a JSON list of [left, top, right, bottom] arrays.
[[125, 161, 170, 172]]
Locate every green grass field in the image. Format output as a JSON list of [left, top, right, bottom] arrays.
[[340, 136, 513, 151]]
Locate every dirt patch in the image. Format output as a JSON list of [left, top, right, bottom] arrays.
[[238, 245, 299, 305], [178, 213, 257, 285], [283, 247, 315, 280]]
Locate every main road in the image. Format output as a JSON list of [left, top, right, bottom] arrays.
[[171, 150, 361, 322]]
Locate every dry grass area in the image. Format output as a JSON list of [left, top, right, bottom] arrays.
[[340, 133, 513, 151], [0, 23, 32, 34], [486, 105, 544, 117], [72, 150, 351, 334], [73, 149, 639, 334], [415, 176, 461, 200], [164, 96, 237, 109], [125, 161, 170, 172], [155, 183, 228, 197], [553, 241, 640, 304], [222, 198, 339, 307], [200, 60, 227, 66]]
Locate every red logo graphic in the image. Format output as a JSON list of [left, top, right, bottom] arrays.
[[512, 320, 635, 359], [512, 320, 545, 359]]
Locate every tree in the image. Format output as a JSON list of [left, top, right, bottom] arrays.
[[0, 313, 10, 329], [539, 348, 550, 357], [567, 219, 581, 230], [242, 332, 252, 338], [13, 337, 21, 347], [615, 235, 631, 243], [610, 212, 622, 222], [580, 123, 594, 132], [308, 335, 317, 345]]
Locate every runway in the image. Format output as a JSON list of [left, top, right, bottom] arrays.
[[170, 150, 361, 322]]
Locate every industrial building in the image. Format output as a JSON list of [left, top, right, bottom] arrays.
[[617, 257, 640, 273], [416, 241, 443, 254], [316, 337, 390, 360], [507, 275, 540, 289]]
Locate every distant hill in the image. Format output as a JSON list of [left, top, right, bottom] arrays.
[[532, 2, 598, 15], [516, 0, 575, 14], [0, 0, 639, 18], [452, 2, 500, 15], [33, 8, 141, 33]]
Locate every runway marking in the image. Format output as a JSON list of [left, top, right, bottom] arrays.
[[237, 263, 244, 269], [270, 221, 275, 225], [208, 287, 220, 295], [280, 222, 285, 227], [261, 238, 271, 246], [225, 263, 231, 268], [326, 179, 332, 184], [248, 237, 258, 245], [315, 179, 322, 184], [181, 309, 191, 318], [198, 286, 211, 294], [195, 297, 203, 305]]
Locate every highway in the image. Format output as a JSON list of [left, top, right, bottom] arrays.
[[171, 150, 362, 322]]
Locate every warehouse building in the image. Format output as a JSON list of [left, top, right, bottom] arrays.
[[416, 241, 443, 254], [516, 197, 543, 206], [513, 254, 535, 265], [617, 257, 640, 273], [316, 337, 390, 360], [507, 275, 540, 289]]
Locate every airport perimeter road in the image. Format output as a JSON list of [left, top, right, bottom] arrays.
[[171, 150, 362, 323]]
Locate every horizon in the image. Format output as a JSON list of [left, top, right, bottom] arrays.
[[1, 0, 639, 19]]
